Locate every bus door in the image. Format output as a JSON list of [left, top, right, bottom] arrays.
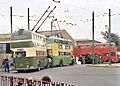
[[84, 54, 92, 64]]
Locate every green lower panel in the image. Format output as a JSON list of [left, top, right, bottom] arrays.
[[52, 56, 71, 66], [14, 57, 47, 70]]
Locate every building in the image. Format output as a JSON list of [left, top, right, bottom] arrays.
[[0, 34, 11, 41], [38, 29, 76, 45], [75, 39, 101, 46]]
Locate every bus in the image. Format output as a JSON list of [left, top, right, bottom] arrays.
[[74, 43, 118, 64], [11, 29, 74, 71], [47, 36, 74, 67], [0, 41, 12, 67], [11, 29, 48, 71]]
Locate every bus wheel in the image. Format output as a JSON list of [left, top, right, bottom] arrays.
[[70, 59, 74, 65], [47, 62, 52, 68], [59, 60, 63, 67]]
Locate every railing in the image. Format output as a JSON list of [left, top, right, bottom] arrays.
[[0, 75, 73, 86]]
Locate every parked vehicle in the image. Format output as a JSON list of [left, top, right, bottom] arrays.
[[10, 29, 74, 71], [74, 43, 118, 64]]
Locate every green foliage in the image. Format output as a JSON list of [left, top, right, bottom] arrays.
[[101, 30, 120, 52]]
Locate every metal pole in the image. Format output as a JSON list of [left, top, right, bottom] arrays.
[[10, 7, 12, 56], [108, 9, 112, 65], [51, 21, 53, 35], [92, 11, 95, 64], [56, 19, 62, 38], [10, 7, 12, 33], [28, 8, 30, 30]]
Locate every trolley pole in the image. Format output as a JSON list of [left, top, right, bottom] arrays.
[[92, 11, 95, 64], [108, 9, 112, 65]]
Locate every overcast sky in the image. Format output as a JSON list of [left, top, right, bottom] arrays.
[[0, 0, 120, 42]]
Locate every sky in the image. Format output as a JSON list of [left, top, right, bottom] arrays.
[[0, 0, 120, 42]]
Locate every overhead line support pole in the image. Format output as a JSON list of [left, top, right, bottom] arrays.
[[92, 11, 95, 64], [10, 7, 13, 33], [28, 8, 30, 30], [108, 9, 112, 65]]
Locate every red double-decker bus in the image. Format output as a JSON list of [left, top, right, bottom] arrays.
[[74, 43, 118, 63]]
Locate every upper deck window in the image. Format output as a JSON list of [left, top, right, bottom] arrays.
[[77, 45, 91, 48]]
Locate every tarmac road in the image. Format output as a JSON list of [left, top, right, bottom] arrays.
[[1, 64, 120, 86]]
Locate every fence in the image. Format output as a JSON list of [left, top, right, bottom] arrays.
[[0, 75, 73, 86]]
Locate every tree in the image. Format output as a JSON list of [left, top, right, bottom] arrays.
[[101, 30, 120, 51]]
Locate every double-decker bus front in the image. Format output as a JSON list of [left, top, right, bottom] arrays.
[[11, 29, 47, 71], [47, 36, 74, 67]]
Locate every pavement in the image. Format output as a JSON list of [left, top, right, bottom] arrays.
[[1, 63, 120, 72], [86, 63, 120, 68]]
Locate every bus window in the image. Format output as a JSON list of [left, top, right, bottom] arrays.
[[111, 52, 116, 56], [103, 53, 108, 56], [36, 51, 45, 57], [15, 51, 26, 58], [58, 44, 62, 49]]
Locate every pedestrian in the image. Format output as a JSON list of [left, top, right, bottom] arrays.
[[100, 55, 102, 64], [2, 58, 6, 72], [2, 57, 9, 72], [6, 58, 10, 72], [82, 55, 85, 64], [10, 56, 15, 70]]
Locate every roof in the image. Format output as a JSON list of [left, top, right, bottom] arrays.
[[38, 29, 75, 44], [75, 39, 101, 43], [77, 42, 115, 46]]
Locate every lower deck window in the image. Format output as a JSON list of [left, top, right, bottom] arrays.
[[15, 51, 26, 58], [36, 51, 45, 57]]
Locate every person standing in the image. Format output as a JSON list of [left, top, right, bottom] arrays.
[[5, 58, 9, 72], [2, 57, 9, 72], [10, 56, 15, 70], [82, 55, 85, 64], [2, 58, 6, 72]]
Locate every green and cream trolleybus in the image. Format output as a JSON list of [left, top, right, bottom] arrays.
[[47, 36, 74, 67], [11, 29, 48, 71]]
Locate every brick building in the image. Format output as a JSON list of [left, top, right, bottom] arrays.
[[38, 29, 76, 45]]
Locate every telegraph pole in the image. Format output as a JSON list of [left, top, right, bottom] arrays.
[[108, 9, 112, 65], [92, 11, 95, 64]]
